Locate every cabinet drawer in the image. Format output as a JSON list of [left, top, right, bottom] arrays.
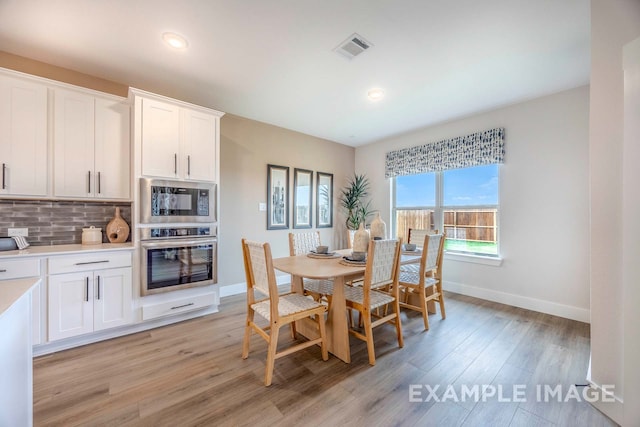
[[48, 251, 132, 274], [141, 292, 216, 321], [0, 258, 40, 279]]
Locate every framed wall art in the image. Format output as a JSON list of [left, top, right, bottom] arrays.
[[267, 164, 289, 230], [293, 168, 313, 229], [316, 171, 333, 228]]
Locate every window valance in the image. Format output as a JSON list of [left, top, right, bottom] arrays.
[[385, 127, 505, 178]]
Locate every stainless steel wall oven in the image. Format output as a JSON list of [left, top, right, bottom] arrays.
[[140, 225, 217, 295]]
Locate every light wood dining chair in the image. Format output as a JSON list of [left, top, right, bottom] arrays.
[[398, 233, 446, 330], [288, 232, 334, 301], [407, 228, 434, 246], [241, 239, 328, 386], [344, 238, 404, 365]]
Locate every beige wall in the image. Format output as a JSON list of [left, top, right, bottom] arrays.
[[0, 50, 127, 96], [356, 86, 591, 323], [218, 114, 355, 287], [589, 0, 640, 424]]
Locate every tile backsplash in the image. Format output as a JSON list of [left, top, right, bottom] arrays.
[[0, 200, 132, 246]]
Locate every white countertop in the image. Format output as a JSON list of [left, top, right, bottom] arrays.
[[0, 242, 134, 259], [0, 277, 40, 317]]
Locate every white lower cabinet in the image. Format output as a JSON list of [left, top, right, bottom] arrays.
[[0, 258, 42, 345], [47, 252, 132, 341]]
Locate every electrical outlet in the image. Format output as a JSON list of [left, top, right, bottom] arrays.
[[8, 228, 28, 237], [259, 203, 267, 211]]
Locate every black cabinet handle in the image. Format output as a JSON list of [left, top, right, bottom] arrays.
[[97, 172, 101, 194], [2, 163, 5, 190], [74, 260, 109, 266], [87, 171, 91, 193], [171, 303, 194, 310], [96, 275, 101, 300], [174, 153, 178, 175], [85, 277, 89, 302]]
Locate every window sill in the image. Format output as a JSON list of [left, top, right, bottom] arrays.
[[444, 251, 503, 266]]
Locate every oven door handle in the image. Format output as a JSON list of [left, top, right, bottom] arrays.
[[141, 238, 217, 249]]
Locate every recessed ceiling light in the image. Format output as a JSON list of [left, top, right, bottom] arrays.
[[162, 32, 188, 50], [367, 88, 384, 101]]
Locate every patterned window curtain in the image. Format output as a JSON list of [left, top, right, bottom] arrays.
[[385, 128, 505, 178]]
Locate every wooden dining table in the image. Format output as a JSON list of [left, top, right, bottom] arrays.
[[272, 248, 422, 363]]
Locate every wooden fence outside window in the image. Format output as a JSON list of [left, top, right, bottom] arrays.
[[396, 209, 497, 243]]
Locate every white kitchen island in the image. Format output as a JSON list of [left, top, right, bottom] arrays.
[[0, 277, 39, 427]]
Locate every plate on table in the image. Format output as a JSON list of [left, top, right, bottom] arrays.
[[309, 250, 336, 256], [339, 258, 366, 266], [342, 256, 366, 264], [307, 251, 339, 259]]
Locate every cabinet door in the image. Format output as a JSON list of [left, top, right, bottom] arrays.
[[48, 272, 93, 341], [93, 267, 132, 331], [183, 109, 217, 182], [95, 98, 130, 199], [53, 88, 95, 197], [0, 75, 48, 196], [141, 98, 180, 178]]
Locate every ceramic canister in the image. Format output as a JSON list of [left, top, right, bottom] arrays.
[[82, 226, 102, 245]]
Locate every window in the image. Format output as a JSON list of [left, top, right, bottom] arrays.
[[393, 164, 499, 256]]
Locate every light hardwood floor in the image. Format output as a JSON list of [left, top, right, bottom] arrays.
[[33, 292, 617, 426]]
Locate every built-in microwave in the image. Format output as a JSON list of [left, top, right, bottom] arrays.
[[140, 178, 216, 223]]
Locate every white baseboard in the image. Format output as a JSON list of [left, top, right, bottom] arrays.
[[223, 277, 590, 323], [220, 274, 291, 298], [219, 282, 246, 298], [585, 365, 624, 425], [444, 280, 591, 323]]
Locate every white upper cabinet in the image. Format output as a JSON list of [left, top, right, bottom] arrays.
[[54, 88, 130, 199], [133, 89, 223, 182], [95, 98, 130, 199], [140, 97, 181, 179], [0, 74, 48, 196], [183, 108, 217, 182], [53, 89, 95, 198]]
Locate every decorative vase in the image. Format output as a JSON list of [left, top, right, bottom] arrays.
[[353, 223, 370, 253], [106, 207, 130, 243], [370, 212, 386, 240]]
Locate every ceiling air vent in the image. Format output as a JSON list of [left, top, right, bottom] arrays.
[[334, 33, 373, 60]]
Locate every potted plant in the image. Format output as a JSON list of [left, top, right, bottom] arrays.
[[339, 174, 373, 230]]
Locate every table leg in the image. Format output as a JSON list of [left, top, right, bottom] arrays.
[[406, 289, 436, 313], [292, 275, 351, 363], [324, 276, 350, 363], [290, 274, 303, 293]]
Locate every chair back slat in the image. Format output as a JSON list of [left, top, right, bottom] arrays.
[[243, 239, 272, 296], [424, 234, 443, 271], [288, 231, 321, 256], [369, 239, 399, 287], [408, 228, 431, 246]]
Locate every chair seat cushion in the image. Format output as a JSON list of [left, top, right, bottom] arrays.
[[399, 270, 438, 286], [303, 278, 334, 295], [400, 263, 420, 274], [343, 285, 394, 309], [252, 293, 324, 321]]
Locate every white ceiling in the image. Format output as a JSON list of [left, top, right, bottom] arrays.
[[0, 0, 590, 146]]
